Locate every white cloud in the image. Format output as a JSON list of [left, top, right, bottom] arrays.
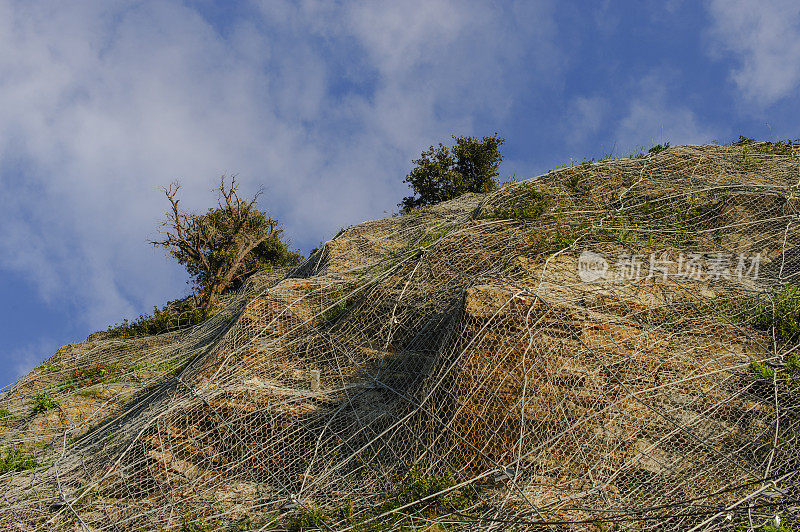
[[706, 0, 800, 106], [615, 72, 716, 154], [563, 96, 608, 146], [0, 0, 559, 332]]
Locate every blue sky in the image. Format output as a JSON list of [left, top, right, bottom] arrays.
[[1, 0, 799, 388]]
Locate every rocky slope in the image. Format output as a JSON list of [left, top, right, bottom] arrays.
[[1, 143, 799, 530]]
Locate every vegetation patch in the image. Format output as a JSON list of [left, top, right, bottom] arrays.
[[646, 142, 670, 156], [0, 448, 41, 473], [285, 508, 330, 531], [0, 408, 13, 420], [105, 300, 214, 339], [566, 172, 591, 196], [519, 221, 582, 257], [321, 298, 349, 324], [57, 363, 119, 391], [379, 464, 472, 519], [740, 524, 795, 532], [486, 184, 551, 220], [30, 393, 58, 416], [749, 359, 775, 382], [598, 193, 722, 246], [75, 388, 103, 399], [733, 135, 798, 155], [748, 284, 800, 343], [137, 356, 188, 376]]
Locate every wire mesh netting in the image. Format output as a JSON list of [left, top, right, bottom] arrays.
[[1, 143, 800, 530]]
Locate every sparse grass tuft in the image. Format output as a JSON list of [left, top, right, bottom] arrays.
[[750, 359, 775, 382], [76, 388, 103, 399], [321, 299, 349, 324], [485, 183, 552, 220], [747, 524, 795, 532], [105, 299, 214, 340], [59, 364, 119, 391], [380, 464, 471, 518], [30, 393, 58, 416], [285, 508, 330, 531], [749, 284, 800, 343], [0, 447, 41, 473], [179, 516, 218, 532]]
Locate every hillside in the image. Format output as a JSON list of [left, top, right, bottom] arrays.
[[1, 143, 799, 530]]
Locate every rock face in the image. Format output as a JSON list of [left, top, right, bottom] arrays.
[[2, 144, 800, 530]]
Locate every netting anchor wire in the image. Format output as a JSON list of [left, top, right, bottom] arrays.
[[687, 471, 797, 532], [173, 376, 337, 532], [49, 423, 91, 532], [297, 390, 364, 497], [376, 256, 424, 380]]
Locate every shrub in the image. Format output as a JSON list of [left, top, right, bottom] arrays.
[[488, 187, 551, 220], [0, 448, 40, 473], [30, 393, 58, 415], [0, 408, 13, 420], [105, 299, 213, 339], [648, 141, 670, 155], [320, 299, 348, 324], [749, 284, 800, 342], [285, 508, 329, 531], [381, 464, 469, 518], [401, 134, 504, 212], [750, 359, 775, 382], [153, 176, 302, 310]]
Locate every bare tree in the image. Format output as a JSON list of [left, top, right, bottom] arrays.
[[152, 175, 281, 309]]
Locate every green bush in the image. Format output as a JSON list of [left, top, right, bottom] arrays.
[[401, 134, 504, 212], [488, 188, 551, 220], [0, 408, 12, 420], [381, 464, 469, 518], [60, 364, 118, 391], [320, 299, 348, 324], [648, 141, 670, 155], [285, 508, 329, 531], [30, 393, 58, 416], [749, 284, 800, 342], [750, 359, 775, 382], [0, 448, 40, 473], [105, 299, 214, 339]]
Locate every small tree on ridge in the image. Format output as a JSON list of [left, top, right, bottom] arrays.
[[152, 175, 299, 310], [400, 134, 504, 212]]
